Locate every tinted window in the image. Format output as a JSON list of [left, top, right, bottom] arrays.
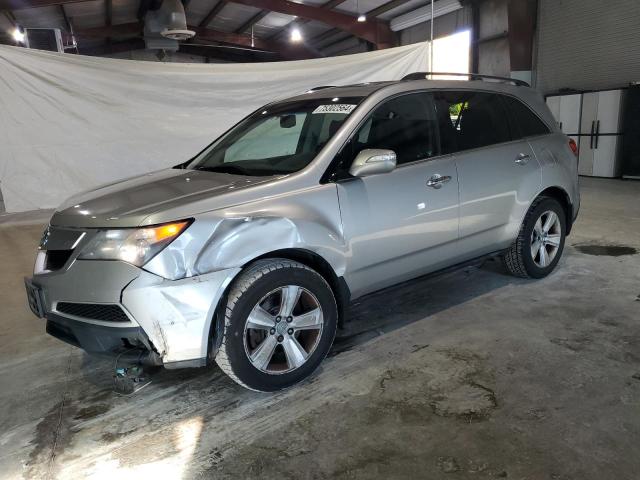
[[502, 96, 551, 138], [352, 93, 438, 165], [434, 91, 512, 154]]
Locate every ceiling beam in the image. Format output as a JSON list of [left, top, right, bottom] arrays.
[[0, 0, 400, 50], [199, 0, 227, 27], [71, 21, 317, 58], [229, 0, 394, 47], [0, 0, 83, 9], [235, 0, 349, 35], [268, 0, 346, 42], [190, 24, 270, 49], [195, 24, 319, 59], [2, 9, 16, 27], [0, 0, 396, 47], [307, 0, 412, 47]]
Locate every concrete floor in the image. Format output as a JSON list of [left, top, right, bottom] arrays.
[[1, 177, 639, 480]]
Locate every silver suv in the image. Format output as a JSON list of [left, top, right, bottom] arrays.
[[25, 73, 579, 391]]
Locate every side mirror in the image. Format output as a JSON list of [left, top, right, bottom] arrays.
[[349, 149, 397, 178]]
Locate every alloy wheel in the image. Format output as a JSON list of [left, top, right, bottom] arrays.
[[243, 285, 324, 374], [530, 210, 562, 268]]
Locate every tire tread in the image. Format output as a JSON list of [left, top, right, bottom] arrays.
[[503, 196, 549, 279]]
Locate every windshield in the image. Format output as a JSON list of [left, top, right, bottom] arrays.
[[189, 97, 363, 176]]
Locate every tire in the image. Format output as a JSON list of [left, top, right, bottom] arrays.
[[215, 258, 338, 392], [503, 196, 566, 279]]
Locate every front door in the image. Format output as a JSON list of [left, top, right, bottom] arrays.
[[335, 92, 460, 298]]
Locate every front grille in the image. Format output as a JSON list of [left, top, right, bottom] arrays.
[[56, 302, 130, 323], [45, 250, 73, 271]]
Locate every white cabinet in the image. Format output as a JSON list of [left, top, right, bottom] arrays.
[[547, 90, 624, 178], [546, 93, 582, 150], [579, 90, 624, 177], [592, 135, 621, 177]]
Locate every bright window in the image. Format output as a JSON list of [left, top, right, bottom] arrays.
[[432, 30, 471, 78]]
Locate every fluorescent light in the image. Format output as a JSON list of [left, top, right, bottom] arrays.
[[390, 0, 462, 32], [290, 28, 302, 42], [12, 28, 25, 43], [357, 14, 366, 22]]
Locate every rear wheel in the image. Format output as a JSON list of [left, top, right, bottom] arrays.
[[503, 197, 566, 279], [215, 259, 337, 392]]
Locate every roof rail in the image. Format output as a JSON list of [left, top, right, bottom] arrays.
[[306, 85, 338, 92], [401, 72, 530, 87]]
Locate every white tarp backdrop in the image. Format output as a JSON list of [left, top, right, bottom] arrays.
[[0, 42, 430, 213]]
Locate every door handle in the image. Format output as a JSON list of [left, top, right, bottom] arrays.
[[590, 120, 595, 149], [426, 174, 451, 189], [515, 153, 531, 165], [595, 120, 600, 149]]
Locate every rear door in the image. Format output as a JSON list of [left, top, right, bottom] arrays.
[[433, 91, 541, 256], [503, 94, 557, 172]]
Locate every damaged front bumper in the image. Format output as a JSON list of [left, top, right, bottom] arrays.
[[27, 259, 240, 368]]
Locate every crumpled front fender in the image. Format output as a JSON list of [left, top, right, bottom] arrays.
[[144, 185, 346, 281]]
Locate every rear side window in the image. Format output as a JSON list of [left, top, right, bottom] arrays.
[[434, 91, 512, 154], [502, 96, 551, 138], [353, 92, 438, 165]]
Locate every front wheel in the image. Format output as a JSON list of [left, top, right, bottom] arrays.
[[215, 259, 337, 392], [503, 196, 566, 279]]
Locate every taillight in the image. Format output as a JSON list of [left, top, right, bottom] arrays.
[[568, 138, 579, 157]]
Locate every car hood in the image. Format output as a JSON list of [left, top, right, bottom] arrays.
[[50, 168, 279, 228]]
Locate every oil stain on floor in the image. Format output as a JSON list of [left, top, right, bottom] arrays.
[[574, 244, 638, 257]]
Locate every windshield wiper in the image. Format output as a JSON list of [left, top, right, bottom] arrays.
[[195, 165, 249, 175]]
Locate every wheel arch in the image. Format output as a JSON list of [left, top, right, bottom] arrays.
[[206, 248, 350, 363], [250, 248, 351, 327], [536, 186, 574, 235]]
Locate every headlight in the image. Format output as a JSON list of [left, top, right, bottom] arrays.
[[78, 220, 191, 267]]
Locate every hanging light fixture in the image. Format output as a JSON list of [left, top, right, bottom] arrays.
[[356, 0, 366, 22], [12, 27, 25, 43], [290, 27, 302, 42]]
